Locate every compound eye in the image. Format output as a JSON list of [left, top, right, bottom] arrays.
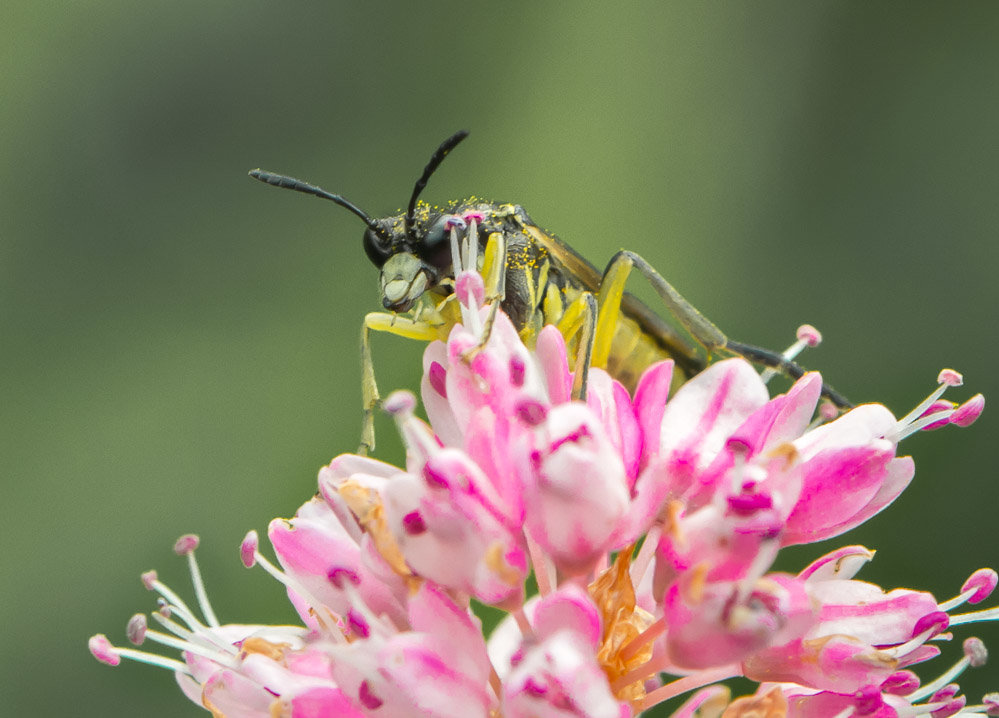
[[362, 228, 392, 268], [417, 216, 452, 270]]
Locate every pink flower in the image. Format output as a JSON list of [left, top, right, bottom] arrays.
[[90, 219, 993, 716]]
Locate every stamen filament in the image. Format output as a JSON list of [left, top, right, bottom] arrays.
[[142, 626, 239, 670], [628, 665, 740, 713], [146, 578, 202, 632], [949, 605, 999, 626], [905, 650, 973, 702], [250, 547, 345, 640], [107, 645, 192, 674], [185, 551, 220, 628], [630, 524, 661, 588], [525, 532, 554, 597]]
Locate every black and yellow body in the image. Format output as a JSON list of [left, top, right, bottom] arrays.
[[361, 197, 709, 391], [250, 130, 850, 452]]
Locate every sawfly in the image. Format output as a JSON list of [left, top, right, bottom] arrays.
[[250, 130, 850, 452]]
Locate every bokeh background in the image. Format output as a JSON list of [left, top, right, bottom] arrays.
[[3, 2, 998, 715]]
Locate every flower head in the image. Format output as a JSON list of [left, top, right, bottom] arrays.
[[91, 220, 993, 716]]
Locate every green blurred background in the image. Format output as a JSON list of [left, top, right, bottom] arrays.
[[3, 1, 997, 714]]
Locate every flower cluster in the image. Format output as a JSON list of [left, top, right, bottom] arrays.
[[91, 220, 996, 717]]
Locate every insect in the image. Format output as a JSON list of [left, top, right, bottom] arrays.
[[250, 131, 850, 452]]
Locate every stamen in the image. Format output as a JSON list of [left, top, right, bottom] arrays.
[[326, 564, 396, 638], [905, 638, 986, 703], [89, 634, 190, 673], [890, 369, 974, 441], [142, 621, 239, 669], [385, 390, 439, 461], [448, 225, 462, 281], [948, 605, 999, 627], [882, 614, 950, 661], [240, 530, 258, 568], [629, 665, 740, 713], [174, 534, 220, 628], [141, 571, 205, 633], [760, 324, 822, 384], [939, 569, 998, 611], [243, 534, 346, 640], [630, 524, 661, 589], [525, 532, 555, 597], [147, 608, 237, 657], [127, 614, 147, 645]]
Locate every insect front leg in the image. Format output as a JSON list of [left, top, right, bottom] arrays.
[[596, 250, 852, 409], [360, 312, 443, 454]]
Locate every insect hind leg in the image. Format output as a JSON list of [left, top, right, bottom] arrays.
[[597, 250, 852, 410]]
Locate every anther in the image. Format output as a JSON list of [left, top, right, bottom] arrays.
[[127, 614, 148, 645], [240, 531, 258, 568], [938, 369, 964, 387], [383, 390, 417, 417], [89, 634, 121, 666], [173, 534, 199, 556], [964, 637, 988, 667]]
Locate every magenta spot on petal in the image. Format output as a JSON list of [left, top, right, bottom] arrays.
[[509, 356, 526, 386], [952, 394, 985, 427], [548, 424, 591, 453], [327, 566, 360, 589], [880, 670, 920, 695], [358, 680, 383, 709], [912, 611, 950, 639], [347, 609, 370, 639], [852, 684, 883, 714], [928, 686, 964, 718], [523, 677, 547, 697], [173, 534, 199, 555], [402, 510, 427, 535], [510, 647, 525, 667], [726, 436, 751, 455], [516, 399, 548, 426], [963, 568, 998, 604], [428, 361, 448, 398], [727, 492, 773, 515], [423, 462, 450, 489]]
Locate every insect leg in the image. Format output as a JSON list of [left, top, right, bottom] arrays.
[[598, 251, 852, 409], [360, 312, 443, 454], [481, 231, 508, 305]]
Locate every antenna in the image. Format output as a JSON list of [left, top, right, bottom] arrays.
[[404, 130, 470, 241], [248, 169, 389, 239]]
